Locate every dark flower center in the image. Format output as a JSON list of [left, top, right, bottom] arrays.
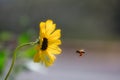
[[41, 38, 48, 50]]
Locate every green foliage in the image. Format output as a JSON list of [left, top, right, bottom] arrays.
[[18, 32, 30, 44], [0, 32, 12, 41], [23, 46, 36, 58], [18, 31, 37, 58], [0, 50, 6, 73]]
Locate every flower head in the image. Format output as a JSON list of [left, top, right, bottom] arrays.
[[34, 20, 62, 67]]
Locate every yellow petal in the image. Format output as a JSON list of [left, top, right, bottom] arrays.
[[45, 61, 52, 67], [48, 39, 61, 46], [48, 45, 62, 54], [46, 20, 56, 35], [47, 52, 56, 62], [40, 22, 45, 34], [34, 53, 41, 62], [49, 29, 61, 40], [44, 53, 56, 67], [35, 45, 40, 50]]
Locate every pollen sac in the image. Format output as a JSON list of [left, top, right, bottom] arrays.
[[41, 38, 48, 50]]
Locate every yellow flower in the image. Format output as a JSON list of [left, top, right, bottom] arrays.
[[34, 19, 62, 67]]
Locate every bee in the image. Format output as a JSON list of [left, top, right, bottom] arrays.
[[76, 49, 85, 56]]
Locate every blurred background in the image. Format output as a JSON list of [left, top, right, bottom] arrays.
[[0, 0, 120, 80]]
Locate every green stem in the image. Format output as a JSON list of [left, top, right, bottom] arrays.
[[4, 41, 38, 80]]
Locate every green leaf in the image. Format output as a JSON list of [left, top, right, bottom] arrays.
[[0, 50, 6, 73]]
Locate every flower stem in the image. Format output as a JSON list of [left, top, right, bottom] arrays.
[[4, 41, 38, 80]]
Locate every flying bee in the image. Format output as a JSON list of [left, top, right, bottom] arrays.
[[76, 49, 85, 56]]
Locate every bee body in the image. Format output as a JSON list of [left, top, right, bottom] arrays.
[[76, 49, 85, 56]]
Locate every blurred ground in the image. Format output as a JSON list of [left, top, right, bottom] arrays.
[[15, 40, 120, 80]]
